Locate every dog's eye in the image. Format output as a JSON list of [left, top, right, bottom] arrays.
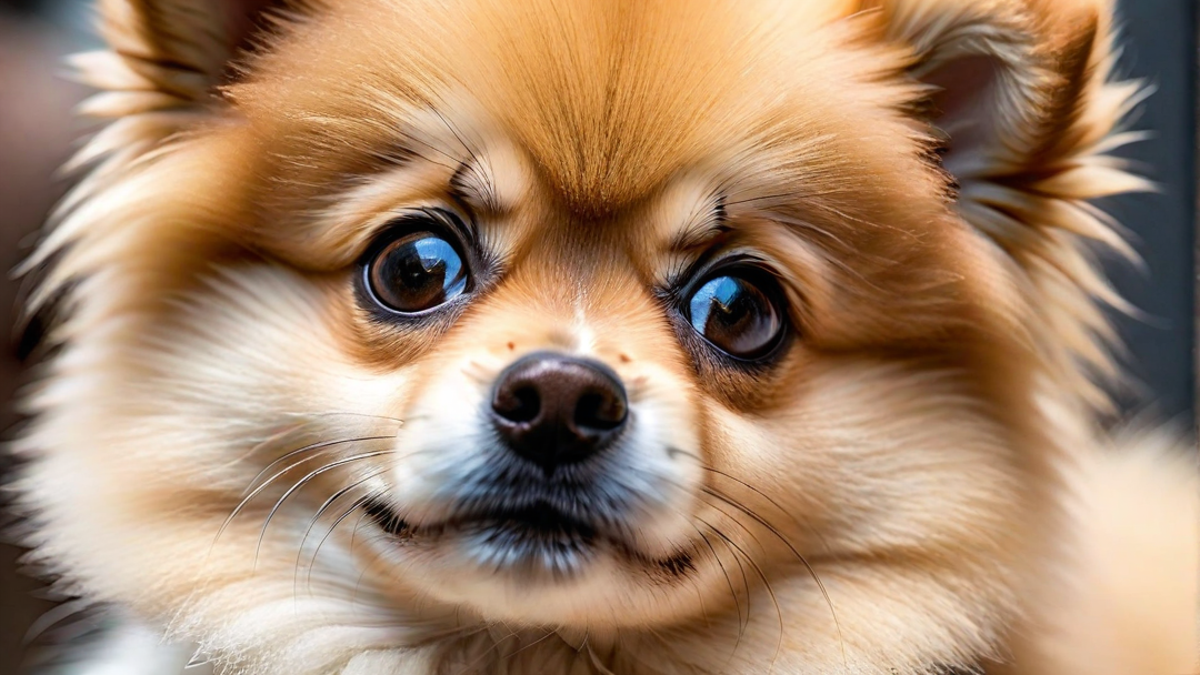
[[365, 231, 468, 313], [686, 273, 783, 359]]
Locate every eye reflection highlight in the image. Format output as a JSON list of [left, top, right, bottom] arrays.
[[687, 273, 782, 358]]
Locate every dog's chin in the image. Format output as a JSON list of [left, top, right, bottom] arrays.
[[363, 498, 695, 586]]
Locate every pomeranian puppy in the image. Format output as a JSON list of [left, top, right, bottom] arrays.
[[11, 0, 1198, 673]]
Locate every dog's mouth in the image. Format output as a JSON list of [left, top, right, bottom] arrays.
[[363, 498, 603, 576], [362, 498, 693, 578], [364, 498, 596, 541]]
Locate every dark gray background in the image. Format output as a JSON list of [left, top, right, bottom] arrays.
[[1106, 0, 1197, 426]]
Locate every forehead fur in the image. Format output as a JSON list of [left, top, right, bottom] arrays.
[[233, 0, 940, 217]]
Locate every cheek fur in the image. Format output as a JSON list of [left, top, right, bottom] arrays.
[[705, 358, 1021, 558]]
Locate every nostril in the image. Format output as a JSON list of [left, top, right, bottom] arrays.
[[494, 385, 541, 424], [574, 390, 627, 432], [490, 352, 629, 472]]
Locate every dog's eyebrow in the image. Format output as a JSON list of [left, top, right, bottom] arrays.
[[667, 194, 730, 252], [449, 159, 502, 216]]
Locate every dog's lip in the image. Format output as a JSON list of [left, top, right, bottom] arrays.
[[363, 497, 697, 577], [362, 498, 597, 541], [363, 498, 412, 538]]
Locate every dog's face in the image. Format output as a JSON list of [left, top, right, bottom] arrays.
[[19, 0, 1132, 671]]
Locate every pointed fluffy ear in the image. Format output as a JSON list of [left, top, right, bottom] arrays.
[[57, 0, 292, 180], [72, 0, 279, 118], [883, 0, 1147, 239], [879, 0, 1149, 410], [21, 0, 285, 315]]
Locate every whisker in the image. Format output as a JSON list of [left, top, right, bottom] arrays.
[[646, 624, 703, 672], [574, 625, 589, 655], [701, 486, 845, 666], [619, 464, 751, 644], [706, 517, 751, 623], [255, 451, 396, 565], [351, 555, 375, 617], [211, 435, 394, 551], [220, 421, 310, 470], [302, 495, 374, 596], [456, 625, 523, 675], [585, 640, 619, 675], [299, 478, 383, 559], [244, 435, 396, 497], [695, 527, 747, 662], [281, 411, 406, 424], [498, 628, 558, 669], [698, 499, 786, 670], [349, 511, 370, 555], [295, 471, 387, 595], [695, 521, 744, 627], [626, 461, 842, 666], [695, 463, 833, 555]]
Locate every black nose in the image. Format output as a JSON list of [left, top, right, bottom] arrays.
[[490, 352, 628, 472]]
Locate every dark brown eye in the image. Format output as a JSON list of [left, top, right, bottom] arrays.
[[365, 231, 468, 313], [686, 273, 784, 359]]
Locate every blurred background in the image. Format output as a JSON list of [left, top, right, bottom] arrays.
[[0, 0, 1195, 672], [1, 0, 93, 672]]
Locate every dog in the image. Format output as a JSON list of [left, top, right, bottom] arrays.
[[11, 0, 1198, 673]]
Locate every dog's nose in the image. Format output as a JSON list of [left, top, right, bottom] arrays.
[[490, 352, 628, 472]]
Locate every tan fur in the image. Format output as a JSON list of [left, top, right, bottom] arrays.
[[12, 0, 1197, 674]]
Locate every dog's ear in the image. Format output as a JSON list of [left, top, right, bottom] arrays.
[[72, 0, 288, 122], [878, 0, 1149, 409], [57, 0, 300, 182], [22, 0, 293, 313], [883, 0, 1146, 222]]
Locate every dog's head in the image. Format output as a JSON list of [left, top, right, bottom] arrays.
[[18, 0, 1139, 671]]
